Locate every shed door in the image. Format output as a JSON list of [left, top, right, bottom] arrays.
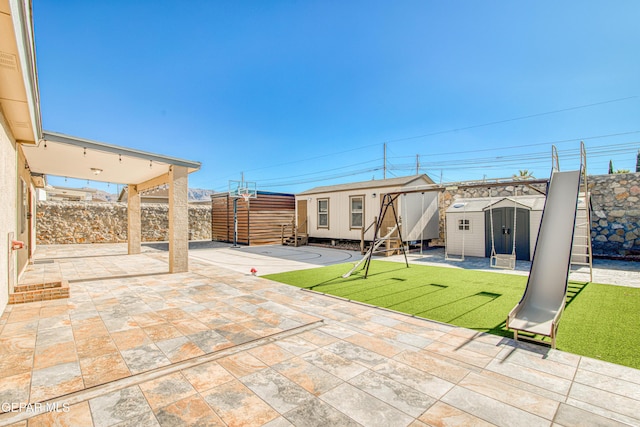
[[485, 207, 530, 261], [380, 194, 399, 238], [297, 200, 307, 234]]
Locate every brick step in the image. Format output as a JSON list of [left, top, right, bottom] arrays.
[[9, 280, 69, 304]]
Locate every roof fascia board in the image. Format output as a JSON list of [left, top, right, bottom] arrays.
[[43, 131, 201, 170], [299, 181, 412, 196], [298, 174, 433, 195], [9, 0, 42, 143]]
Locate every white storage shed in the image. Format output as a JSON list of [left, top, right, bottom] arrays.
[[446, 195, 588, 262], [296, 175, 440, 244]]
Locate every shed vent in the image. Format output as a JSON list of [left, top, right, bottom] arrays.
[[11, 120, 29, 128], [0, 51, 18, 71]]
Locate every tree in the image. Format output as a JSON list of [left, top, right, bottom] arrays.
[[636, 150, 639, 173], [513, 169, 534, 180], [608, 160, 614, 174], [615, 169, 631, 174]]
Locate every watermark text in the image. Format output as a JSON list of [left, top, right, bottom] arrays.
[[1, 402, 70, 413]]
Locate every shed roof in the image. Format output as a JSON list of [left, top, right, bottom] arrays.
[[297, 174, 434, 196], [446, 196, 547, 213]]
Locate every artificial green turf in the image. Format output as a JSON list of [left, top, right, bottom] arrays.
[[265, 261, 640, 370]]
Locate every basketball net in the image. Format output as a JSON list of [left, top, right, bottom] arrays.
[[240, 193, 251, 202]]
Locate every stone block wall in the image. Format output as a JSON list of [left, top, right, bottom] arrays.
[[588, 172, 640, 257], [36, 201, 211, 244], [35, 173, 640, 258]]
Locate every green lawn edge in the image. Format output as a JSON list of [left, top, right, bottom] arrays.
[[265, 261, 640, 370]]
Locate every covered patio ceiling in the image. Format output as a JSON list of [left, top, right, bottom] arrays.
[[22, 131, 201, 273], [22, 131, 200, 186]]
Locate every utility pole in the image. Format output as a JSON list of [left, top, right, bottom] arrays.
[[416, 154, 420, 175], [383, 143, 387, 179]]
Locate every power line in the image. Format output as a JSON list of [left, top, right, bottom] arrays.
[[218, 139, 637, 191], [388, 131, 640, 160], [260, 167, 383, 188], [212, 98, 637, 184], [257, 158, 380, 183], [213, 130, 638, 190], [386, 96, 638, 144]]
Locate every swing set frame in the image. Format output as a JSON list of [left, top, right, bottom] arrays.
[[344, 178, 549, 279]]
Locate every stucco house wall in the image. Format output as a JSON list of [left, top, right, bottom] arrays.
[[0, 110, 17, 312]]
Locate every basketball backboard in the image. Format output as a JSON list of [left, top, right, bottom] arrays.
[[229, 180, 257, 201]]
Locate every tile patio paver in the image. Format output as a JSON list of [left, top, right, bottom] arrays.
[[138, 372, 197, 410], [418, 401, 495, 427], [181, 361, 236, 393], [79, 352, 131, 388], [457, 372, 559, 420], [272, 357, 343, 396], [347, 370, 436, 417], [320, 382, 414, 427], [27, 401, 93, 427], [0, 243, 639, 427], [441, 386, 550, 427], [88, 386, 154, 427], [552, 403, 631, 427], [153, 394, 225, 427], [241, 368, 315, 414], [201, 379, 280, 427], [283, 398, 360, 427], [29, 361, 84, 402]]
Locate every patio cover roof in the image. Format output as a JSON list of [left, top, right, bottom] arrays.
[[22, 131, 201, 186], [0, 0, 42, 145]]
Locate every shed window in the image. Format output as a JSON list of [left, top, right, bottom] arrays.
[[318, 199, 329, 228], [350, 196, 364, 228], [458, 219, 470, 231]]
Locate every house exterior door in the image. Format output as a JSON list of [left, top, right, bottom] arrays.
[[485, 207, 530, 261], [297, 199, 307, 234]]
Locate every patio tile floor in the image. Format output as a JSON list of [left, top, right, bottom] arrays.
[[0, 243, 639, 426]]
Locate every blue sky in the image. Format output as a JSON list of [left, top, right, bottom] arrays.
[[34, 1, 640, 194]]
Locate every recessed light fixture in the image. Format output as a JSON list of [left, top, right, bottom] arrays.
[[91, 168, 103, 175]]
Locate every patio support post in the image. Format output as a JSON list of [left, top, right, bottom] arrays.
[[127, 184, 141, 255], [168, 165, 188, 273]]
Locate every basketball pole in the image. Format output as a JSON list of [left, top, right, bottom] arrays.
[[233, 197, 239, 248]]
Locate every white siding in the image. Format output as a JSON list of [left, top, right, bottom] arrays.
[[298, 179, 438, 242], [446, 212, 485, 257], [401, 192, 439, 241], [303, 188, 392, 240]]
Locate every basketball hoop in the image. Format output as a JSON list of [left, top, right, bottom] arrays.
[[240, 193, 251, 202]]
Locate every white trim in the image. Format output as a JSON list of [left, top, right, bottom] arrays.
[[9, 0, 42, 142], [43, 131, 201, 169]]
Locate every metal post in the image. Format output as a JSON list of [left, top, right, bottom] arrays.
[[383, 142, 387, 179], [233, 197, 239, 247]]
